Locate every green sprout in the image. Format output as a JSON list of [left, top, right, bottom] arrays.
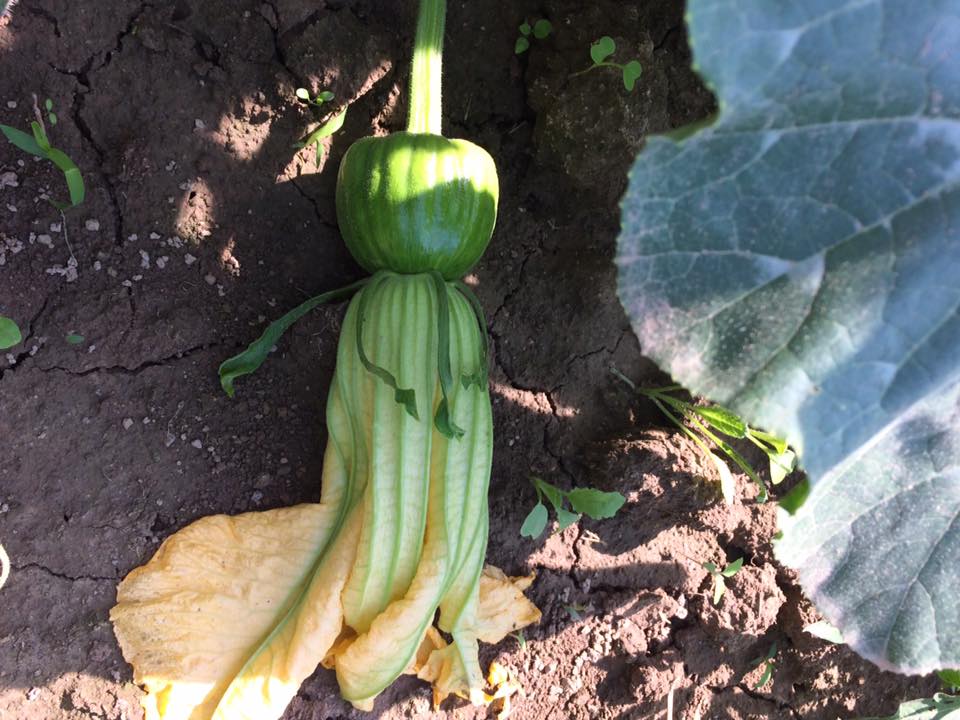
[[293, 88, 346, 164], [1, 98, 85, 209], [0, 316, 22, 350], [570, 36, 643, 91], [612, 369, 796, 503], [702, 556, 743, 605], [295, 87, 335, 107], [520, 476, 625, 539], [44, 98, 57, 126], [564, 602, 587, 621], [749, 642, 777, 690], [515, 18, 552, 54], [65, 333, 84, 345], [510, 629, 527, 650]]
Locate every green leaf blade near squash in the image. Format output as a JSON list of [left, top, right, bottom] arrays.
[[567, 488, 625, 520], [520, 503, 548, 539], [0, 316, 22, 349], [617, 0, 960, 674]]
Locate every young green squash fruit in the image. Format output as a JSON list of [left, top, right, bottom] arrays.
[[336, 132, 499, 279]]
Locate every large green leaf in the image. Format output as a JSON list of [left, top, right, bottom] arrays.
[[617, 0, 960, 674]]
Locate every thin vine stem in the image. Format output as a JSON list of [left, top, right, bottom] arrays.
[[569, 61, 626, 78]]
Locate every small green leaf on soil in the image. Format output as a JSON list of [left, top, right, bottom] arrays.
[[520, 502, 548, 539], [692, 404, 746, 438], [0, 316, 22, 349], [722, 557, 743, 577], [567, 488, 625, 519], [533, 19, 552, 39], [556, 508, 581, 532], [591, 35, 615, 64], [622, 59, 642, 90]]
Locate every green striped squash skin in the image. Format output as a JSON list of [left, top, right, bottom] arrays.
[[336, 132, 499, 280]]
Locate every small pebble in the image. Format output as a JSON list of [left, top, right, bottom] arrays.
[[122, 418, 134, 430], [184, 253, 197, 265], [85, 219, 100, 231], [204, 273, 216, 285], [191, 439, 203, 449]]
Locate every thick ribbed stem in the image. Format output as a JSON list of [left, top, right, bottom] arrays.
[[407, 0, 445, 135]]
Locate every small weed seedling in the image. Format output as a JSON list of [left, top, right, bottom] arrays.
[[0, 316, 22, 349], [65, 333, 84, 345], [570, 36, 643, 91], [509, 629, 527, 651], [854, 691, 960, 719], [0, 0, 18, 18], [43, 98, 57, 126], [613, 369, 796, 503], [296, 87, 335, 107], [703, 556, 743, 605], [1, 97, 84, 209], [294, 88, 346, 164], [520, 475, 625, 539], [749, 642, 778, 690], [515, 18, 552, 54], [564, 602, 588, 621]]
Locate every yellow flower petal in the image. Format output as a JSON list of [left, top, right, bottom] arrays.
[[415, 564, 540, 710], [110, 504, 361, 720], [476, 565, 542, 644]]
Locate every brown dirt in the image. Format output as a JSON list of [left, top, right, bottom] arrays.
[[0, 1, 940, 719]]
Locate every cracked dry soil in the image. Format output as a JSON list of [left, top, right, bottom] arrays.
[[0, 1, 942, 719]]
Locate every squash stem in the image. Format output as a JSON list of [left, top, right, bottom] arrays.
[[407, 0, 445, 135]]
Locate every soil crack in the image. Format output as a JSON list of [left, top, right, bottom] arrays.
[[20, 4, 62, 37], [654, 23, 682, 52], [289, 178, 339, 231], [40, 342, 216, 376], [734, 682, 802, 718], [14, 562, 116, 583]]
